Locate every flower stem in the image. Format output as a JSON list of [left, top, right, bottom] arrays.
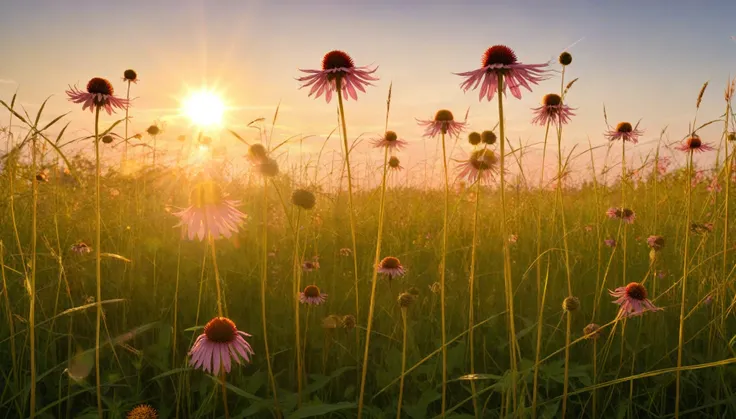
[[292, 210, 303, 407], [0, 243, 18, 407], [123, 80, 131, 170], [208, 236, 228, 417], [261, 178, 280, 416], [497, 73, 518, 414], [439, 130, 450, 417], [467, 174, 482, 419], [93, 106, 103, 419], [675, 151, 694, 418], [621, 139, 627, 284], [397, 307, 408, 419], [357, 146, 390, 419]]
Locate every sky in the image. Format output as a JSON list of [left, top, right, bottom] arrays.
[[1, 0, 735, 187]]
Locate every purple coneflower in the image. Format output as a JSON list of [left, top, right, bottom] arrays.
[[388, 156, 403, 171], [66, 77, 129, 115], [418, 109, 467, 139], [583, 323, 601, 340], [456, 149, 499, 184], [604, 238, 617, 248], [71, 241, 92, 254], [297, 50, 378, 103], [531, 94, 576, 126], [606, 207, 635, 224], [189, 317, 254, 374], [605, 122, 643, 144], [122, 69, 138, 84], [373, 130, 407, 150], [377, 256, 405, 279], [676, 134, 714, 153], [302, 259, 320, 272], [300, 285, 328, 305], [609, 282, 662, 319], [647, 235, 665, 251], [126, 404, 157, 419], [173, 181, 247, 241], [456, 45, 548, 101]]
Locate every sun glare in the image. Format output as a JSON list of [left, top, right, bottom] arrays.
[[182, 90, 225, 127]]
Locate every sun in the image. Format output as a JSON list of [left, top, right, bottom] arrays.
[[182, 90, 225, 127]]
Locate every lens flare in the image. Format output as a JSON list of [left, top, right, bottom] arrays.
[[183, 90, 225, 127]]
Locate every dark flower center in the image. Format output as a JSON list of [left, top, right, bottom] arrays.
[[650, 236, 665, 248], [482, 45, 518, 67], [341, 314, 356, 329], [190, 182, 225, 208], [249, 144, 268, 160], [304, 285, 321, 298], [303, 261, 315, 269], [102, 135, 113, 144], [257, 158, 280, 177], [543, 94, 562, 106], [434, 109, 454, 122], [123, 69, 138, 82], [384, 131, 398, 142], [380, 256, 401, 269], [687, 135, 702, 149], [388, 157, 401, 168], [470, 149, 497, 171], [204, 317, 237, 343], [559, 52, 573, 66], [322, 50, 354, 70], [468, 132, 481, 145], [86, 77, 114, 95], [616, 122, 633, 133], [622, 208, 634, 217], [146, 125, 160, 136], [481, 131, 497, 145], [625, 282, 647, 300], [292, 189, 316, 210]]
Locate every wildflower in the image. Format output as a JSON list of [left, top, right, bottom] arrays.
[[508, 234, 518, 243], [291, 189, 316, 210], [66, 77, 129, 115], [609, 282, 662, 319], [559, 51, 573, 66], [455, 45, 548, 101], [127, 404, 157, 419], [377, 256, 406, 279], [647, 235, 665, 251], [606, 207, 635, 224], [339, 248, 352, 257], [71, 241, 92, 254], [398, 292, 415, 308], [255, 158, 279, 178], [300, 285, 328, 305], [36, 172, 48, 182], [605, 122, 643, 144], [373, 130, 407, 150], [604, 238, 616, 248], [583, 323, 601, 340], [481, 130, 497, 145], [456, 149, 499, 184], [692, 170, 706, 186], [247, 144, 268, 164], [657, 156, 671, 175], [341, 314, 356, 329], [531, 93, 575, 126], [189, 316, 254, 374], [417, 109, 467, 139], [562, 296, 580, 312], [146, 124, 161, 137], [302, 259, 320, 272], [122, 69, 139, 84], [584, 225, 593, 232], [388, 156, 403, 171], [173, 181, 247, 241], [322, 314, 342, 329], [676, 134, 714, 153], [691, 222, 714, 235], [468, 132, 481, 145], [728, 132, 736, 142], [297, 50, 378, 103], [706, 177, 722, 193]]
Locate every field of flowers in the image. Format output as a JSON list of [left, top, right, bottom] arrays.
[[1, 46, 735, 419]]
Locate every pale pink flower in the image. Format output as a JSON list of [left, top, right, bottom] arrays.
[[531, 93, 575, 126], [706, 177, 722, 193], [297, 50, 378, 103], [508, 234, 518, 244], [656, 156, 671, 175], [302, 259, 320, 272], [606, 207, 636, 224], [71, 241, 92, 254], [377, 256, 405, 279], [189, 317, 254, 374], [300, 285, 327, 305], [456, 149, 499, 184], [609, 282, 662, 319], [372, 131, 407, 150], [676, 134, 714, 153], [417, 109, 467, 138], [604, 238, 617, 248], [66, 77, 130, 115], [647, 235, 665, 251], [173, 181, 247, 241], [456, 45, 548, 101], [691, 170, 706, 187], [388, 156, 404, 171], [605, 122, 643, 144]]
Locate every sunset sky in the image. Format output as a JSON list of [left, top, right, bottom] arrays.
[[1, 0, 735, 185]]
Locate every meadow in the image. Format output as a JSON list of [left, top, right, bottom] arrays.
[[0, 47, 735, 419]]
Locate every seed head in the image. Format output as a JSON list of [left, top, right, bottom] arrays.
[[542, 93, 562, 107], [481, 130, 497, 145], [146, 125, 160, 136], [388, 156, 401, 169], [583, 323, 601, 340], [482, 45, 518, 67], [728, 132, 736, 142], [615, 122, 633, 133], [559, 51, 573, 66], [434, 109, 454, 122], [86, 77, 114, 96], [303, 284, 321, 298], [398, 292, 415, 308], [256, 158, 279, 177], [204, 317, 237, 343], [469, 149, 498, 171], [384, 131, 398, 142], [562, 296, 580, 312], [625, 282, 647, 301], [102, 135, 114, 144], [127, 404, 158, 419], [123, 69, 138, 82], [322, 314, 342, 329], [468, 132, 481, 145], [248, 144, 268, 161], [322, 50, 355, 70], [291, 189, 316, 210], [379, 256, 401, 270], [341, 314, 356, 329]]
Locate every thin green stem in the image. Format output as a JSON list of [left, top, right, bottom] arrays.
[[293, 210, 303, 407], [621, 140, 627, 285], [0, 243, 18, 405], [497, 73, 518, 414], [397, 308, 408, 419], [357, 146, 390, 419], [93, 107, 103, 419], [675, 151, 694, 418], [123, 81, 131, 170], [439, 130, 450, 417], [261, 179, 280, 415], [209, 237, 228, 418], [467, 175, 482, 419]]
